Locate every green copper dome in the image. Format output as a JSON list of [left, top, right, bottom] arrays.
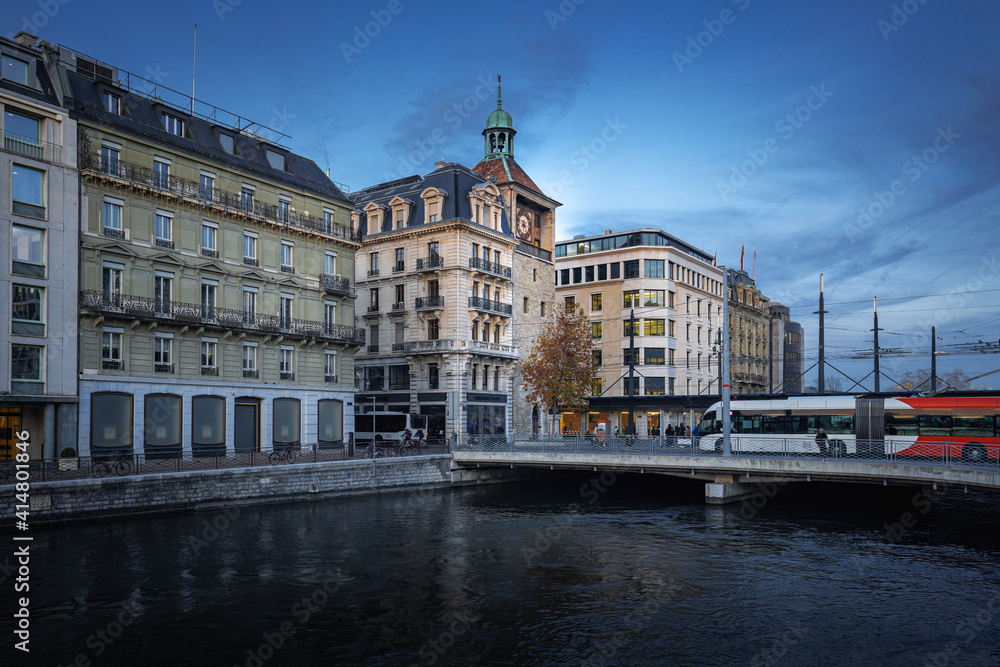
[[482, 74, 516, 160], [485, 105, 513, 130]]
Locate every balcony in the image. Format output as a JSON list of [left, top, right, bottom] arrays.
[[416, 255, 443, 271], [101, 359, 123, 370], [80, 290, 366, 345], [516, 242, 552, 262], [469, 340, 519, 358], [468, 296, 512, 316], [390, 302, 406, 312], [392, 262, 406, 273], [367, 268, 380, 277], [404, 339, 456, 354], [201, 366, 218, 376], [367, 345, 380, 354], [280, 371, 295, 381], [320, 274, 355, 298], [415, 296, 444, 310], [80, 152, 361, 244], [280, 265, 295, 274], [325, 374, 338, 383], [1, 129, 62, 163], [155, 238, 174, 250], [469, 257, 512, 279], [154, 362, 174, 374], [366, 304, 380, 314], [243, 257, 259, 267], [102, 226, 124, 239], [391, 343, 405, 352], [201, 248, 219, 258], [243, 369, 259, 379]]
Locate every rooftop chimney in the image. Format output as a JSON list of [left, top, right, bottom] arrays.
[[604, 229, 612, 234], [434, 161, 446, 169], [14, 31, 38, 48]]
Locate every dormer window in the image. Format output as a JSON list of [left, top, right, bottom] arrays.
[[363, 202, 384, 235], [388, 196, 412, 230], [161, 112, 185, 136], [420, 187, 446, 225], [265, 148, 285, 171], [2, 55, 28, 85], [219, 133, 235, 154], [102, 91, 121, 115]]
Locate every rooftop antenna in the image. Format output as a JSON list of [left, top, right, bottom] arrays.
[[191, 24, 197, 111]]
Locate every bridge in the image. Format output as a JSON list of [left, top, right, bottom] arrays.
[[451, 435, 1000, 503]]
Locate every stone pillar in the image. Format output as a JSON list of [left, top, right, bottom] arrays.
[[44, 403, 56, 459], [704, 475, 757, 504]]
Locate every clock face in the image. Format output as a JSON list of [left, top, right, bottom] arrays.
[[516, 208, 533, 239]]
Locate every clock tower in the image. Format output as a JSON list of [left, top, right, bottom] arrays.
[[473, 76, 561, 435]]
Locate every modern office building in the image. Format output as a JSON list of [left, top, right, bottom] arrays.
[[726, 268, 771, 396], [554, 229, 725, 435], [769, 302, 804, 393], [56, 44, 363, 457], [0, 32, 79, 459]]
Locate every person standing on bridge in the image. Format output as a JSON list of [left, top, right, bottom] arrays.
[[816, 428, 829, 457]]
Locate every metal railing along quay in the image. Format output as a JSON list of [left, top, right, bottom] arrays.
[[452, 434, 1000, 470], [0, 440, 451, 485]]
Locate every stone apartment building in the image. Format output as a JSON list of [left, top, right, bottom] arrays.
[[353, 82, 559, 438], [56, 44, 362, 457], [726, 268, 770, 396], [0, 32, 79, 459], [554, 229, 725, 435]]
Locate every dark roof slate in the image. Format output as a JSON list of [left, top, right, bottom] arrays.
[[63, 70, 351, 205], [352, 162, 514, 241]]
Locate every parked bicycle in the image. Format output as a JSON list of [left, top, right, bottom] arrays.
[[268, 445, 297, 465], [93, 453, 132, 478]]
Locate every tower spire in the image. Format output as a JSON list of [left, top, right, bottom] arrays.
[[481, 74, 515, 160]]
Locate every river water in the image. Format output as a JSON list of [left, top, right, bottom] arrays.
[[6, 473, 1000, 666]]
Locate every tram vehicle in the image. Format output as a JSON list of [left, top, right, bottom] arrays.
[[697, 394, 1000, 461]]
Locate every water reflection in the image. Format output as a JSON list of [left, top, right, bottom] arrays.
[[5, 475, 1000, 666]]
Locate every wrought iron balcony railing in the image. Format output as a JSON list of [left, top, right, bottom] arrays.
[[154, 362, 174, 374], [393, 262, 406, 273], [516, 242, 552, 262], [319, 273, 355, 298], [391, 343, 405, 352], [390, 302, 406, 311], [325, 374, 338, 383], [469, 256, 512, 278], [416, 255, 444, 271], [80, 152, 361, 244], [1, 129, 62, 163], [468, 296, 513, 315], [415, 296, 444, 310], [201, 366, 218, 376], [367, 345, 380, 354], [243, 369, 259, 379], [201, 248, 218, 258], [80, 290, 366, 345]]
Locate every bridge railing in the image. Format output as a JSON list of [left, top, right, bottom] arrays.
[[452, 434, 1000, 470]]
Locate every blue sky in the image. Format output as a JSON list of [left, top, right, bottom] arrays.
[[9, 0, 1000, 389]]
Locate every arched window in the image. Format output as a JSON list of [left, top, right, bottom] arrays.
[[144, 393, 182, 454], [318, 399, 343, 445], [273, 398, 300, 445], [192, 395, 226, 455], [91, 392, 133, 452]]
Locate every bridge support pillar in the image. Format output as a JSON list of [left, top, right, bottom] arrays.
[[705, 481, 758, 505]]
